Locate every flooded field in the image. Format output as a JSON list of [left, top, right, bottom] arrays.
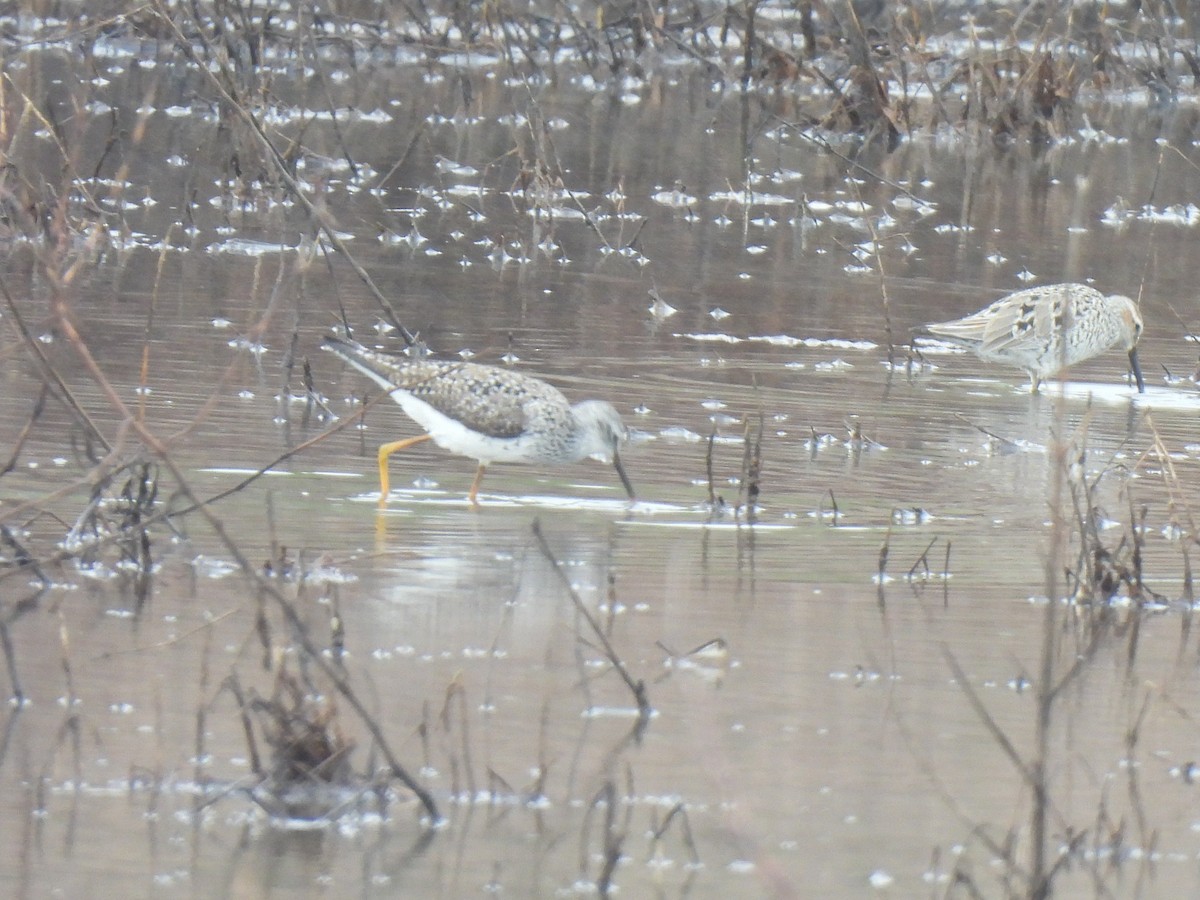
[[4, 2, 1200, 897]]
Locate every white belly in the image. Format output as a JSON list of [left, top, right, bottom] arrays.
[[392, 390, 545, 465]]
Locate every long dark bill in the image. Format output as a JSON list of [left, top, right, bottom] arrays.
[[1128, 348, 1145, 393], [613, 448, 636, 499]]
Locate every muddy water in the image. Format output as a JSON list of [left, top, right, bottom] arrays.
[[3, 33, 1200, 900]]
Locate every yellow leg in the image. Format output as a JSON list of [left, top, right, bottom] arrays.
[[377, 434, 432, 504], [467, 463, 487, 507]]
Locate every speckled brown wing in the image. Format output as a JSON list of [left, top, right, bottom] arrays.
[[395, 361, 556, 439], [323, 336, 566, 439], [929, 286, 1074, 357], [977, 286, 1090, 357]]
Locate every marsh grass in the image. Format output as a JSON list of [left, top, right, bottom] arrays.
[[888, 398, 1200, 898], [0, 0, 1198, 894]]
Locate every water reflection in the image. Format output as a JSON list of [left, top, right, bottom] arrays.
[[4, 12, 1200, 898]]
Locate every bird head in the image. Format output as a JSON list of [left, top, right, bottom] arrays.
[[1110, 295, 1143, 351], [571, 400, 635, 499], [1111, 294, 1145, 393]]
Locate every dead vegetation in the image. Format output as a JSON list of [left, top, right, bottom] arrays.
[[225, 665, 364, 821], [705, 410, 764, 520], [1, 0, 1199, 895], [875, 404, 1200, 898]]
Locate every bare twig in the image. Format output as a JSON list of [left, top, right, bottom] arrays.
[[531, 521, 651, 731]]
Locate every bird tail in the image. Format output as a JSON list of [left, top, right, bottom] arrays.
[[321, 335, 407, 393]]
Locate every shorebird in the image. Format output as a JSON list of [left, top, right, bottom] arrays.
[[322, 335, 635, 505], [920, 283, 1145, 393]]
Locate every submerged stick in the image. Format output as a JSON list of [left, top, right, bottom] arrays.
[[705, 429, 717, 508], [531, 521, 651, 730], [44, 297, 439, 822]]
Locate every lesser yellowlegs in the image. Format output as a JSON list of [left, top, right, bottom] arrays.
[[921, 283, 1145, 393], [322, 335, 635, 505]]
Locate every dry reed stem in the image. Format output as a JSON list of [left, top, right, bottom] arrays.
[[19, 253, 441, 819]]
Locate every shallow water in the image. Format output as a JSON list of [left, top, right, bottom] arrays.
[[3, 9, 1200, 898]]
